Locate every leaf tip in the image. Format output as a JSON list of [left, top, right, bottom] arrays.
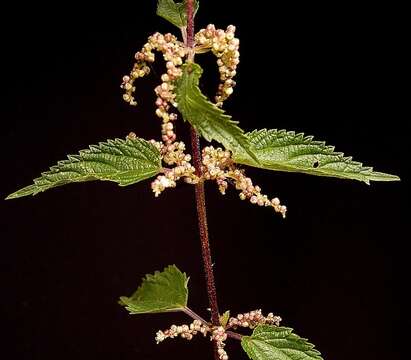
[[5, 193, 15, 200], [5, 185, 36, 200], [368, 172, 401, 183], [118, 296, 128, 306]]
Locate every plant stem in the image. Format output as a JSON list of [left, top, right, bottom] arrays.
[[226, 331, 243, 341], [186, 0, 194, 48], [190, 128, 220, 327], [186, 2, 220, 359], [186, 0, 220, 327]]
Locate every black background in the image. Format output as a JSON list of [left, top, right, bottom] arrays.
[[1, 1, 408, 359]]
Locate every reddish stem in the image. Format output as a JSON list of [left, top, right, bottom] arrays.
[[226, 330, 243, 341], [187, 0, 195, 48], [186, 2, 220, 359], [190, 128, 220, 327]]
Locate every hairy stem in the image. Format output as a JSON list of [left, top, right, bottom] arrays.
[[187, 0, 194, 48], [190, 107, 221, 360], [186, 2, 220, 359], [190, 129, 220, 327]]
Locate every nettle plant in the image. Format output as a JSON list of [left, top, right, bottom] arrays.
[[7, 1, 399, 360]]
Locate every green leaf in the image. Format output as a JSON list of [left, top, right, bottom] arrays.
[[175, 63, 258, 162], [219, 310, 230, 327], [156, 0, 199, 29], [241, 325, 323, 360], [6, 137, 162, 199], [119, 265, 189, 314], [233, 129, 400, 184]]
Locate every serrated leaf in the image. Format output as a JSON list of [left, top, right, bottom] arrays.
[[233, 129, 400, 184], [119, 265, 189, 314], [219, 310, 230, 327], [175, 63, 258, 162], [241, 325, 323, 360], [6, 137, 162, 199], [156, 0, 199, 29]]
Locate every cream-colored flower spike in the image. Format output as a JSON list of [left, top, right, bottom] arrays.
[[155, 320, 229, 360], [155, 320, 209, 344], [211, 326, 229, 360], [201, 147, 287, 218], [227, 309, 282, 330], [122, 27, 286, 218], [195, 24, 240, 106], [150, 143, 287, 217]]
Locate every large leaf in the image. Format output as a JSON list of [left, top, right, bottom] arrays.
[[119, 265, 189, 314], [175, 63, 258, 162], [6, 137, 162, 199], [156, 0, 199, 29], [241, 325, 323, 360], [233, 129, 399, 184]]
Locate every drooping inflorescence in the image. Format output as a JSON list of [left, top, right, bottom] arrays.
[[201, 146, 287, 217], [120, 25, 286, 218], [194, 24, 240, 106]]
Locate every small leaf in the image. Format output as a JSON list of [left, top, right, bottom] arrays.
[[241, 325, 323, 360], [6, 137, 162, 199], [119, 265, 189, 314], [175, 63, 258, 162], [219, 310, 230, 327], [156, 0, 199, 29], [233, 129, 400, 184]]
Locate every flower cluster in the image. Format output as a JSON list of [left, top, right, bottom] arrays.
[[201, 146, 233, 195], [155, 309, 281, 360], [149, 143, 287, 217], [121, 32, 187, 148], [229, 169, 287, 218], [195, 24, 240, 106], [149, 144, 287, 217], [211, 326, 229, 360], [121, 32, 186, 114], [227, 309, 282, 330], [151, 141, 198, 197], [201, 146, 287, 217], [155, 320, 209, 344], [120, 32, 198, 196], [155, 320, 229, 360], [122, 31, 287, 218]]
